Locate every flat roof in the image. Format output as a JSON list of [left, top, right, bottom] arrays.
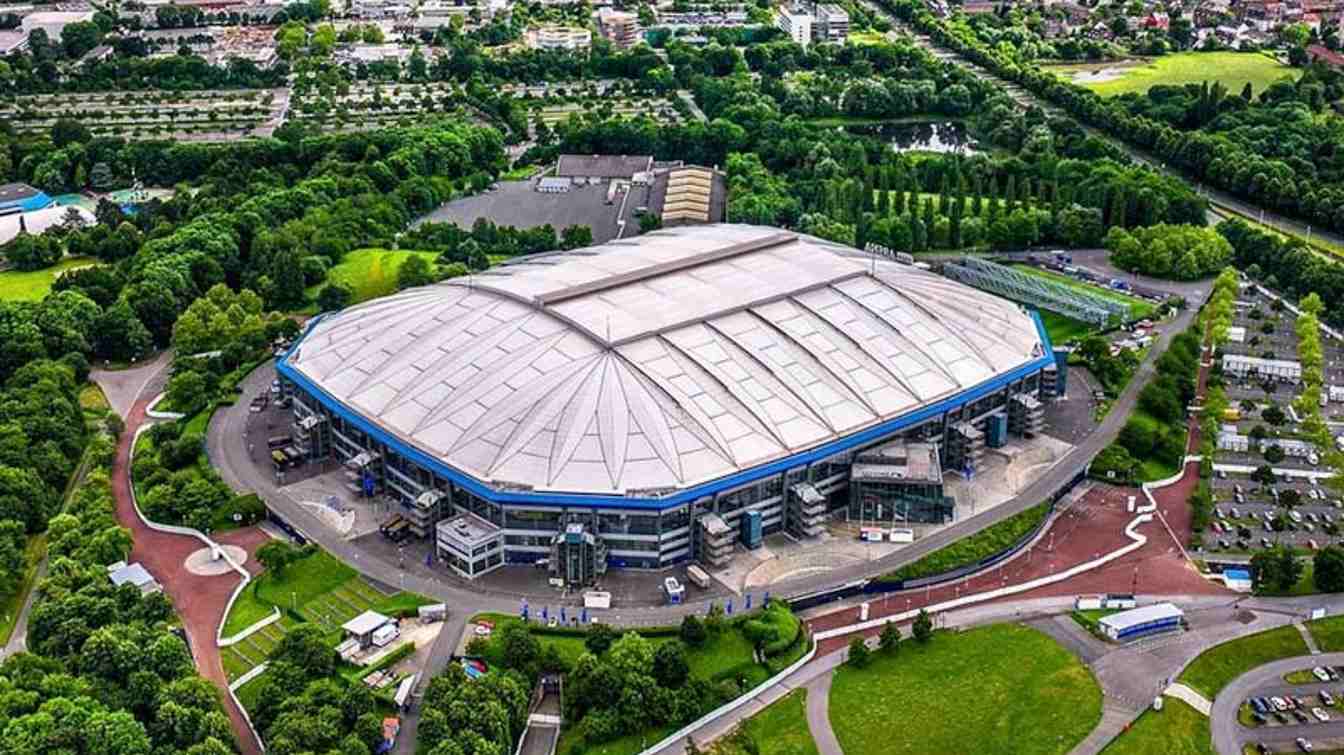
[[343, 609, 392, 635], [284, 225, 1045, 498], [109, 562, 156, 587], [1098, 602, 1184, 632], [1222, 354, 1300, 370], [556, 154, 653, 179], [437, 511, 501, 543]]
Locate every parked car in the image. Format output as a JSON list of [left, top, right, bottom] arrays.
[[1298, 737, 1314, 752], [1314, 667, 1332, 682], [1321, 690, 1336, 706], [1294, 709, 1311, 723], [1273, 697, 1289, 711], [1314, 707, 1331, 722]]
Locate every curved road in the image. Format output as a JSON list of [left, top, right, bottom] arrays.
[[1212, 652, 1344, 755]]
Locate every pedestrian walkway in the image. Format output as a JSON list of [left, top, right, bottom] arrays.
[[1297, 622, 1322, 655], [804, 672, 843, 755], [1163, 683, 1212, 715], [1071, 701, 1143, 755]]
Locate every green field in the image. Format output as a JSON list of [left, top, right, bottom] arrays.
[[829, 624, 1101, 755], [1041, 310, 1094, 346], [1308, 615, 1344, 652], [0, 257, 98, 302], [1016, 266, 1156, 320], [306, 248, 441, 305], [877, 501, 1050, 582], [1177, 624, 1309, 698], [1099, 697, 1212, 755], [709, 689, 818, 755], [220, 548, 431, 681], [1046, 52, 1295, 98]]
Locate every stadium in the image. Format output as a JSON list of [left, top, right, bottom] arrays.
[[277, 225, 1057, 581]]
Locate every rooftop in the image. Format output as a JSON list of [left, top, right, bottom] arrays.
[[851, 440, 941, 483], [284, 225, 1045, 497], [436, 511, 501, 543], [1098, 602, 1184, 632], [0, 182, 43, 205], [556, 154, 654, 179], [342, 609, 392, 636]]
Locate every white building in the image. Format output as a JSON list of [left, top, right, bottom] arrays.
[[107, 561, 162, 595], [1222, 353, 1302, 382], [814, 3, 850, 42], [775, 8, 813, 45], [436, 512, 505, 579], [526, 24, 592, 50]]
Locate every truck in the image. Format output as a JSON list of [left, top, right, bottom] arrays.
[[686, 564, 711, 589], [1074, 595, 1104, 610], [889, 528, 915, 543], [663, 576, 685, 605], [371, 623, 400, 648]]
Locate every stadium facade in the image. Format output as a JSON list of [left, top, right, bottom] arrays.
[[277, 225, 1056, 578]]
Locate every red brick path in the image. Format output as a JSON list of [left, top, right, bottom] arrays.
[[111, 397, 268, 755]]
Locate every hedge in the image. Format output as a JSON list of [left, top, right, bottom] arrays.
[[875, 501, 1051, 583]]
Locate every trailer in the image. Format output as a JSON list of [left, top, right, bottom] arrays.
[[686, 564, 711, 589], [889, 528, 915, 543], [1075, 595, 1104, 611]]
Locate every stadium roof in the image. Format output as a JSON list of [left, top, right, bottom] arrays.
[[284, 225, 1046, 497]]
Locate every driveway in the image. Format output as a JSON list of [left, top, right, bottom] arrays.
[[101, 364, 269, 755]]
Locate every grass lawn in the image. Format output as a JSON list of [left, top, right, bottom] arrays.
[[708, 689, 818, 755], [1046, 52, 1295, 97], [1308, 615, 1344, 652], [78, 384, 109, 412], [1178, 625, 1309, 698], [1137, 457, 1180, 483], [1041, 310, 1095, 346], [556, 724, 676, 755], [878, 501, 1050, 582], [846, 30, 887, 45], [830, 624, 1101, 755], [0, 534, 46, 647], [1099, 697, 1212, 755], [305, 248, 441, 305], [0, 257, 98, 302], [233, 669, 269, 714]]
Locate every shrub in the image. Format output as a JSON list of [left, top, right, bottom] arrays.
[[847, 637, 871, 668]]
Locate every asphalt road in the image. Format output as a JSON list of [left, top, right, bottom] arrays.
[[867, 4, 1344, 256], [1212, 652, 1344, 754]]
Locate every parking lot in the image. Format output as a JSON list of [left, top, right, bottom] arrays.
[[415, 179, 649, 244], [1241, 665, 1344, 752], [1208, 475, 1344, 554], [1208, 285, 1344, 557]]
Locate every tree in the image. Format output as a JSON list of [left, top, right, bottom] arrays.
[[584, 622, 617, 655], [560, 225, 593, 250], [166, 370, 209, 415], [1250, 465, 1277, 486], [1251, 545, 1303, 593], [912, 609, 933, 643], [316, 283, 352, 312], [679, 614, 707, 647], [499, 621, 540, 673], [0, 465, 58, 534], [878, 621, 901, 654], [51, 118, 91, 148], [270, 623, 338, 680], [256, 540, 304, 576], [847, 637, 871, 668], [0, 519, 26, 599], [396, 255, 435, 291], [1314, 546, 1344, 592], [652, 641, 689, 688], [1263, 444, 1285, 464]]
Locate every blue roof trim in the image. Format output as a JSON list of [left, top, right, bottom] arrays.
[[278, 309, 1054, 511], [0, 191, 54, 213]]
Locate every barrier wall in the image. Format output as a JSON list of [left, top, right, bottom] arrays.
[[127, 423, 267, 752]]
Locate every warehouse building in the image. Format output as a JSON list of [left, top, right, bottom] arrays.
[[277, 225, 1054, 578], [1222, 354, 1302, 382]]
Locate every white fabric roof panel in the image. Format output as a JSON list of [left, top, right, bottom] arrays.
[[287, 225, 1044, 496]]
